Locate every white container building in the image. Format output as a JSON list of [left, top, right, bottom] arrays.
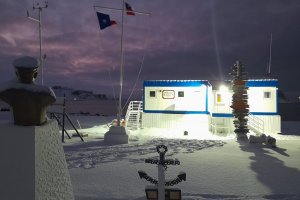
[[126, 79, 281, 135]]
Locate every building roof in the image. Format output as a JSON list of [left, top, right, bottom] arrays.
[[144, 80, 211, 87], [246, 79, 278, 88]]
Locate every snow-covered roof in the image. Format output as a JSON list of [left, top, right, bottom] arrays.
[[13, 56, 39, 69], [144, 80, 211, 87]]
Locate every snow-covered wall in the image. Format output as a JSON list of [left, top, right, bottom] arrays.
[[0, 120, 74, 200]]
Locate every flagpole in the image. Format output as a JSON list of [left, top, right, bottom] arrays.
[[95, 2, 151, 144], [117, 0, 125, 126]]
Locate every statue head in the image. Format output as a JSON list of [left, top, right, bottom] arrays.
[[13, 56, 39, 84]]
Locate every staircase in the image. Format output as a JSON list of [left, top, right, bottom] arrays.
[[125, 101, 143, 130], [248, 113, 264, 135], [210, 117, 230, 134]]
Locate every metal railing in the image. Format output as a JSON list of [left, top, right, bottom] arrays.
[[125, 101, 143, 129], [248, 113, 264, 135]]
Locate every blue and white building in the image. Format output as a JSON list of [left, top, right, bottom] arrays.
[[209, 79, 280, 135], [141, 80, 211, 131], [126, 79, 281, 135]]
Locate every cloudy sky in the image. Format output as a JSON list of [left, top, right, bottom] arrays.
[[0, 0, 300, 99]]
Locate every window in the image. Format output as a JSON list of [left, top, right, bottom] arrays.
[[264, 91, 271, 99], [178, 91, 184, 97], [162, 90, 175, 99], [216, 93, 222, 103], [150, 91, 156, 97]]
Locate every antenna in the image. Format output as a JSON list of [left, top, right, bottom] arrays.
[[27, 1, 48, 85], [266, 32, 272, 77]]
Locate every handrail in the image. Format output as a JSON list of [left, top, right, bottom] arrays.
[[125, 101, 143, 129], [248, 113, 264, 134]]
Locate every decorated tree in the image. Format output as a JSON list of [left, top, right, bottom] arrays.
[[230, 60, 249, 139]]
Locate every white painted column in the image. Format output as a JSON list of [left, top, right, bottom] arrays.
[[0, 120, 74, 200]]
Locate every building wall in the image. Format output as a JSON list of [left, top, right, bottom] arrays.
[[141, 79, 281, 134], [211, 89, 233, 115], [144, 82, 210, 113], [141, 112, 210, 132], [248, 87, 277, 114]]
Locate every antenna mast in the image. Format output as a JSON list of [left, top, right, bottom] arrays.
[[27, 1, 48, 85], [266, 32, 272, 77]]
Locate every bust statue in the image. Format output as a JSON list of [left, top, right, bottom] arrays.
[[0, 56, 56, 126]]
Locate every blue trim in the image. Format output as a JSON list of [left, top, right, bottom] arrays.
[[143, 89, 145, 112], [276, 89, 278, 114], [144, 80, 211, 87], [205, 86, 208, 113], [143, 110, 210, 114], [250, 112, 278, 115], [246, 80, 278, 88], [211, 113, 233, 118]]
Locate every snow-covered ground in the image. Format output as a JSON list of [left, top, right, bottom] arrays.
[[1, 112, 300, 199]]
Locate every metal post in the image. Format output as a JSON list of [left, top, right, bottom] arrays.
[[38, 8, 43, 85], [27, 2, 48, 85], [267, 32, 273, 77], [158, 164, 165, 200], [62, 94, 66, 142], [117, 0, 125, 126], [93, 3, 150, 127]]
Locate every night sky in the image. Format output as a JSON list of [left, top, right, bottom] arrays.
[[0, 0, 300, 100]]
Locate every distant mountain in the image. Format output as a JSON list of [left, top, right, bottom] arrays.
[[51, 86, 108, 101]]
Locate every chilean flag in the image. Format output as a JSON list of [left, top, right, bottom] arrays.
[[125, 2, 135, 16], [96, 12, 117, 30]]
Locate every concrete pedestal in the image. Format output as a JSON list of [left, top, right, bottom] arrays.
[[0, 120, 74, 200], [104, 126, 129, 144]]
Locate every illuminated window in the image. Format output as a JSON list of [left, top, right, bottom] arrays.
[[216, 93, 222, 103], [178, 91, 184, 97], [264, 91, 271, 99], [150, 91, 155, 97]]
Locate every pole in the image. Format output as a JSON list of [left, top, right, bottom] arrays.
[[28, 2, 48, 85], [158, 164, 165, 200], [117, 0, 125, 126], [38, 8, 43, 85], [267, 32, 272, 77], [94, 2, 150, 127]]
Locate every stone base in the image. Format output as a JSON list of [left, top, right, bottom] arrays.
[[0, 120, 74, 200], [104, 126, 129, 144]]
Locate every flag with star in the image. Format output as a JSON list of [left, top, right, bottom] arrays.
[[96, 12, 117, 30]]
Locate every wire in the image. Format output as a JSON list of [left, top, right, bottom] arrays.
[[122, 14, 151, 111], [108, 68, 118, 109]]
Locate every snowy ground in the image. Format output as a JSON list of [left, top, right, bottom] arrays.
[[1, 112, 300, 199]]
